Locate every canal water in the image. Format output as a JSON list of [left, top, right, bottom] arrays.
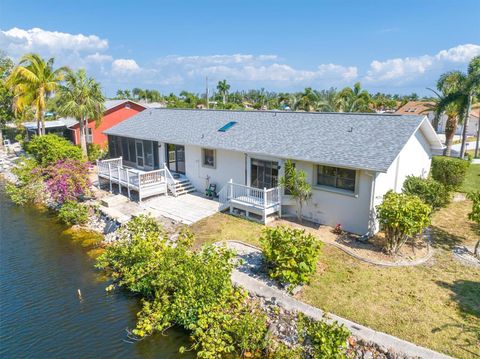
[[0, 182, 193, 358]]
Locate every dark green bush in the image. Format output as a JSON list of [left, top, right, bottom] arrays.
[[58, 200, 89, 225], [261, 226, 322, 288], [25, 134, 82, 166], [402, 176, 451, 210], [431, 156, 470, 190]]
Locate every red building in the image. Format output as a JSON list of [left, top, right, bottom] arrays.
[[69, 100, 146, 148]]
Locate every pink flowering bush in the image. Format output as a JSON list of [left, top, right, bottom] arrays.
[[39, 159, 93, 205]]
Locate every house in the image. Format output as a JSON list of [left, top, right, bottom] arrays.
[[395, 100, 479, 136], [23, 118, 77, 139], [102, 108, 443, 235], [67, 100, 146, 148]]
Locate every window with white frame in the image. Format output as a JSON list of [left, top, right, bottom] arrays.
[[202, 148, 216, 168], [316, 165, 356, 192], [86, 128, 93, 144]]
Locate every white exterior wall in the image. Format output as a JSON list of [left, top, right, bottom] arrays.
[[184, 145, 246, 192], [372, 129, 433, 232], [281, 161, 374, 235]]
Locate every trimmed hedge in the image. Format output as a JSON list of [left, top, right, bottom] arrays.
[[402, 176, 451, 210], [431, 156, 470, 190]]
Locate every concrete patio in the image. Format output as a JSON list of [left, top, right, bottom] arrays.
[[143, 192, 219, 224], [98, 191, 219, 226]]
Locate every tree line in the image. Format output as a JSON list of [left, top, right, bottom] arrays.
[[114, 82, 428, 113]]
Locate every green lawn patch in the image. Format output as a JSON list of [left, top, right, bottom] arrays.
[[461, 164, 480, 193], [191, 202, 480, 358]]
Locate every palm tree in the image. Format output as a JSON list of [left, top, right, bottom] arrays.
[[7, 53, 67, 135], [337, 82, 372, 112], [57, 69, 105, 157], [216, 79, 230, 104], [427, 71, 465, 156], [116, 89, 125, 99], [295, 88, 321, 111], [132, 87, 142, 100], [434, 56, 480, 159]]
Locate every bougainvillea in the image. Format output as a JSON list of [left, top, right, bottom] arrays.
[[39, 159, 93, 205]]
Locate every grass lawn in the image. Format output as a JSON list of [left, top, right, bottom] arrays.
[[190, 203, 480, 358], [461, 163, 480, 193]]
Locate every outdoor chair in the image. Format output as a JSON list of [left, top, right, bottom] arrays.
[[205, 183, 217, 198]]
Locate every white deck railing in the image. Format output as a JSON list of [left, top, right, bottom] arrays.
[[218, 179, 282, 223], [96, 157, 168, 201]]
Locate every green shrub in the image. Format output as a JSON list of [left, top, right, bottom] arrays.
[[376, 191, 432, 255], [301, 315, 350, 358], [87, 143, 107, 161], [5, 158, 45, 205], [467, 191, 480, 225], [96, 215, 269, 357], [402, 176, 451, 210], [261, 226, 322, 288], [58, 200, 89, 225], [431, 156, 470, 190], [25, 134, 82, 166]]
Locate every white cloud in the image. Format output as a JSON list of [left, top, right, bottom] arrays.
[[153, 54, 357, 86], [0, 27, 108, 55], [85, 52, 113, 63], [365, 43, 480, 83], [111, 59, 141, 74]]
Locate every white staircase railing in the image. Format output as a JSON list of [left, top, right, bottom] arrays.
[[162, 163, 177, 197]]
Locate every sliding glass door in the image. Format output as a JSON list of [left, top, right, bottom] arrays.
[[250, 159, 279, 189], [166, 144, 185, 174]]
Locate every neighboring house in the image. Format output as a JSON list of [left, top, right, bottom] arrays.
[[23, 118, 78, 140], [395, 100, 479, 136], [67, 100, 146, 148], [103, 109, 443, 235]]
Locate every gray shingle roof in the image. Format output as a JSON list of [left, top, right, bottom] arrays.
[[104, 108, 435, 172]]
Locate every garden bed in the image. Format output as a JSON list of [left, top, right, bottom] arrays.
[[270, 218, 431, 266]]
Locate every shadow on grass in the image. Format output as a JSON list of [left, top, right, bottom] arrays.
[[433, 280, 480, 357], [429, 225, 465, 251], [436, 280, 480, 319], [431, 312, 480, 358]]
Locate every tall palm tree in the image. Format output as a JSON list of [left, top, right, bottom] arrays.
[[216, 79, 230, 104], [57, 69, 105, 157], [427, 71, 465, 156], [7, 53, 67, 135], [434, 56, 480, 159], [337, 82, 372, 112]]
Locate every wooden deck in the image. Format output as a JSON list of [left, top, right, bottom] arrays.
[[97, 157, 177, 201]]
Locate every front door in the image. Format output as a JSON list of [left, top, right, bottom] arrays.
[[250, 159, 279, 189], [136, 140, 144, 168], [166, 144, 185, 174]]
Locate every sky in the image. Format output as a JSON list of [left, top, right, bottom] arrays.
[[1, 0, 479, 97]]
